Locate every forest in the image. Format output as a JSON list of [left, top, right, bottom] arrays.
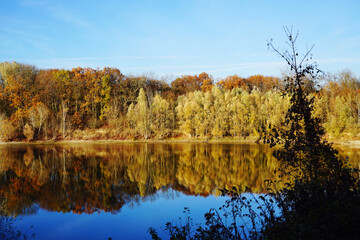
[[0, 61, 359, 142]]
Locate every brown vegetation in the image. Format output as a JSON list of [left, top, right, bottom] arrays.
[[0, 61, 359, 142]]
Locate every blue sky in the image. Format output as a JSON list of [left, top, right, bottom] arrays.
[[0, 0, 359, 80]]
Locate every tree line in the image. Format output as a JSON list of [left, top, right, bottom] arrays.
[[0, 61, 359, 141]]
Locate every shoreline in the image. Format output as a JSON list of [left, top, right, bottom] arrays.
[[330, 140, 360, 148], [1, 138, 360, 148], [0, 138, 259, 145]]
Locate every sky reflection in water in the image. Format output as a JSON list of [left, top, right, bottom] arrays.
[[15, 189, 227, 240]]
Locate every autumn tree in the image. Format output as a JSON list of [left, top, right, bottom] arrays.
[[228, 88, 251, 137], [176, 92, 201, 137], [82, 68, 103, 126], [100, 75, 111, 121], [0, 113, 17, 140], [52, 69, 72, 138], [217, 74, 248, 91], [127, 88, 151, 139], [246, 75, 280, 92], [105, 68, 125, 126], [171, 72, 214, 97], [150, 94, 173, 138], [198, 72, 214, 92], [210, 87, 228, 138], [0, 62, 39, 138], [145, 78, 172, 98], [116, 75, 146, 115], [315, 70, 360, 138], [27, 102, 50, 139]]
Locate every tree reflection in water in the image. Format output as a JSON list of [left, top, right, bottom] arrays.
[[0, 143, 288, 217], [0, 143, 358, 217], [0, 143, 359, 239]]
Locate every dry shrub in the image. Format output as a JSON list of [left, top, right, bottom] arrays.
[[0, 119, 17, 141], [87, 116, 101, 129], [23, 123, 34, 141]]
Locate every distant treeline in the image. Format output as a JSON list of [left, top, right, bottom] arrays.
[[0, 61, 359, 141]]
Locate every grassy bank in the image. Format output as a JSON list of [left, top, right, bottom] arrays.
[[1, 128, 360, 148]]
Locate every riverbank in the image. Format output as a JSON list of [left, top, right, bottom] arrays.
[[331, 140, 360, 148], [0, 137, 258, 145], [1, 137, 360, 148]]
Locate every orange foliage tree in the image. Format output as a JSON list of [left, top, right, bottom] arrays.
[[217, 75, 248, 91], [171, 72, 214, 96]]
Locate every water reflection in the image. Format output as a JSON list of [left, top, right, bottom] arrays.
[[1, 143, 359, 218], [0, 143, 285, 217]]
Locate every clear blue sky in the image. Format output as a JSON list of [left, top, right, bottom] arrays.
[[1, 0, 359, 80]]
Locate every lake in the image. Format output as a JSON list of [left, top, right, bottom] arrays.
[[0, 143, 359, 239]]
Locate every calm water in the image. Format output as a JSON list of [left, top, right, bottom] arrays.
[[0, 143, 359, 239]]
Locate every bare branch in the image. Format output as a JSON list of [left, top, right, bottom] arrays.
[[299, 45, 314, 67]]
